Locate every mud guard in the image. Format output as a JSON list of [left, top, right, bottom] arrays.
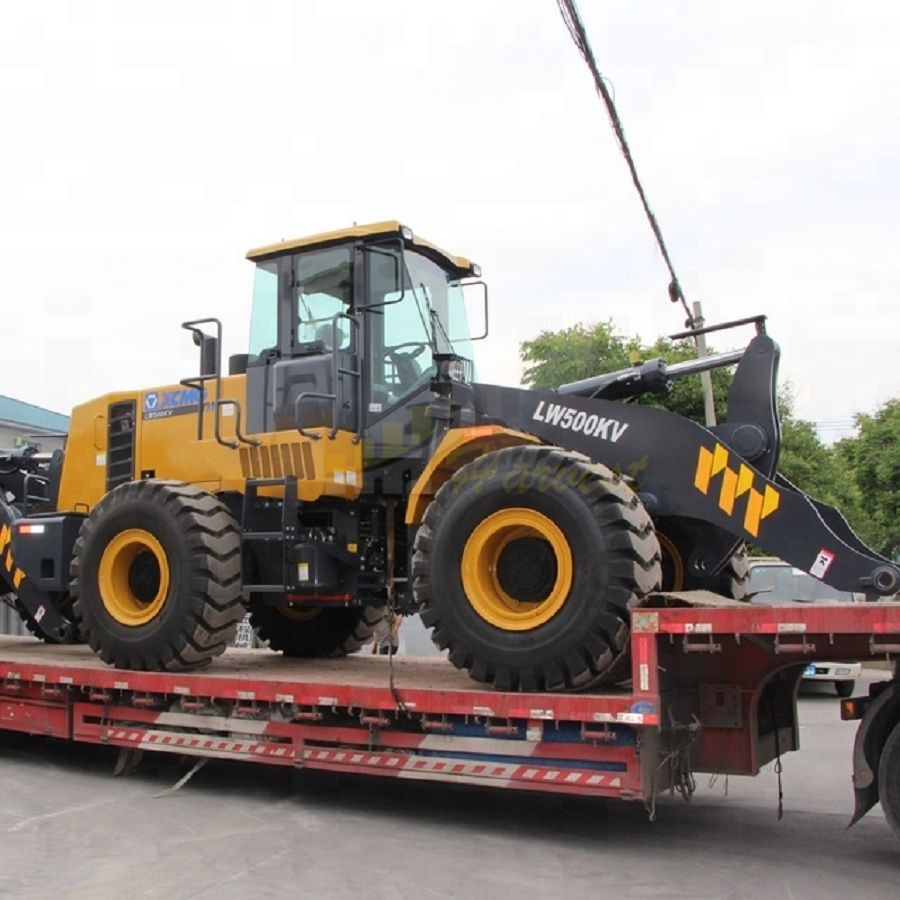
[[849, 679, 900, 827]]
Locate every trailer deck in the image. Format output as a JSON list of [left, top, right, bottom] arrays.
[[0, 598, 898, 822]]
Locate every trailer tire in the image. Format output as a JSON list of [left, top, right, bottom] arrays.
[[71, 480, 244, 670], [879, 719, 900, 843], [249, 603, 387, 657], [413, 446, 661, 692]]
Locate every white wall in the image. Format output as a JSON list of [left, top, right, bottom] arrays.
[[0, 424, 66, 453]]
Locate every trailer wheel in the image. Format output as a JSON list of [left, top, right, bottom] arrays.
[[71, 480, 244, 670], [413, 446, 661, 692], [249, 603, 387, 657], [657, 524, 749, 600], [879, 719, 900, 843]]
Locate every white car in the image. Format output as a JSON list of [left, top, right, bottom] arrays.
[[800, 660, 863, 697], [747, 558, 863, 697]]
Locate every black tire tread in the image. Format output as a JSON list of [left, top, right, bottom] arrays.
[[658, 521, 750, 601], [251, 603, 387, 657], [71, 480, 244, 671], [413, 445, 661, 692]]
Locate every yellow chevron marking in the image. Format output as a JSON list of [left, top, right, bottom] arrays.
[[694, 444, 781, 537], [744, 488, 762, 537], [762, 484, 780, 520], [4, 551, 12, 573], [736, 464, 754, 497], [0, 525, 9, 552], [12, 568, 24, 590], [694, 446, 714, 494], [744, 488, 764, 537], [718, 466, 739, 515], [710, 444, 729, 477]]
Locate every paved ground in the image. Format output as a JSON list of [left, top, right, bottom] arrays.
[[0, 671, 896, 899]]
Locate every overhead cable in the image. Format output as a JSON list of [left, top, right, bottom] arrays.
[[556, 0, 695, 328]]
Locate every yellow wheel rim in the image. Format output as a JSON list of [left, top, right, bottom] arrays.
[[461, 508, 573, 631], [657, 532, 685, 591], [98, 529, 170, 626]]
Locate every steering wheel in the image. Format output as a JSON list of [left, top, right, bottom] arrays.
[[385, 342, 430, 390]]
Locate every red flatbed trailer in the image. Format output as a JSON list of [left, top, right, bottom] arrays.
[[1, 597, 899, 841]]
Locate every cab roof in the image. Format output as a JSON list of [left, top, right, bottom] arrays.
[[246, 220, 476, 275]]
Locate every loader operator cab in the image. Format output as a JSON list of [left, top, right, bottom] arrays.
[[242, 222, 486, 445]]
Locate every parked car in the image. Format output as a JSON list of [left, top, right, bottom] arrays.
[[746, 557, 862, 696]]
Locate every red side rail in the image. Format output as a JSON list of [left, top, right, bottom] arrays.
[[0, 638, 652, 800]]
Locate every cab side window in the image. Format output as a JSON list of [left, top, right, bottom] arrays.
[[294, 247, 353, 352]]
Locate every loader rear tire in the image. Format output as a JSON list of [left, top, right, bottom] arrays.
[[412, 446, 661, 692], [71, 480, 244, 670], [657, 523, 749, 600], [249, 603, 388, 657]]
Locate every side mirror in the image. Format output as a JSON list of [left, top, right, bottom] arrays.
[[455, 280, 489, 341], [358, 242, 407, 310], [194, 330, 219, 377]]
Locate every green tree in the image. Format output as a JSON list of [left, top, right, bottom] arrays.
[[777, 414, 868, 544], [519, 320, 733, 423], [835, 399, 900, 560]]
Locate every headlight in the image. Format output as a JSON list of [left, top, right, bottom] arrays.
[[434, 355, 468, 385], [447, 359, 466, 383]]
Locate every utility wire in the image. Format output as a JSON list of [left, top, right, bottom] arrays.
[[556, 0, 695, 328]]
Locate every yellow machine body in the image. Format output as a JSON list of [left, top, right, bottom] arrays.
[[57, 373, 363, 514]]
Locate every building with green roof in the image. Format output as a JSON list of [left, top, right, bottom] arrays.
[[0, 395, 69, 452]]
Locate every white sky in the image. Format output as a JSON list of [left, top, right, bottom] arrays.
[[2, 0, 898, 434]]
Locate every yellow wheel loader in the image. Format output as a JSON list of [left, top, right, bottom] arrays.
[[1, 222, 896, 690]]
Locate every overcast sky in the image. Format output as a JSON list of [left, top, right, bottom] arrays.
[[2, 0, 897, 441]]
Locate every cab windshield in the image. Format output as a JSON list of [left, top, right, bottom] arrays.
[[403, 251, 475, 361], [365, 249, 476, 412]]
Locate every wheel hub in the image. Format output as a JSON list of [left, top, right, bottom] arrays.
[[98, 529, 170, 626], [461, 507, 573, 631]]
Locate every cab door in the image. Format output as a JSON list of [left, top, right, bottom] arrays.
[[267, 246, 360, 435]]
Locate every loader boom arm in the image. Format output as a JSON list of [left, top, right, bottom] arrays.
[[471, 333, 899, 597]]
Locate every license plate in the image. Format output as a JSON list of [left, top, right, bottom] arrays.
[[804, 664, 816, 676]]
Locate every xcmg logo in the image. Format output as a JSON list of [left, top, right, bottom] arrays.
[[163, 388, 202, 409], [142, 388, 204, 420]]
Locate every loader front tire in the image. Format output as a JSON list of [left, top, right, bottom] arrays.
[[71, 480, 244, 670], [412, 446, 661, 692], [249, 603, 387, 657]]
